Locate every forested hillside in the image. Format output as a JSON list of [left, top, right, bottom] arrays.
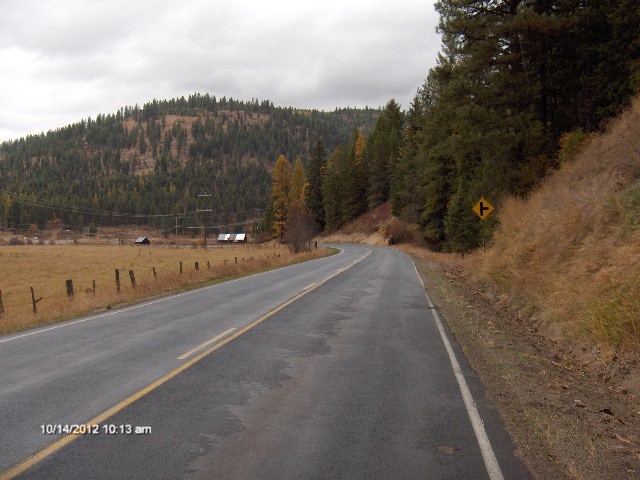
[[0, 94, 378, 232], [272, 0, 639, 252]]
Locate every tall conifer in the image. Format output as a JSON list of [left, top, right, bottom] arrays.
[[306, 140, 327, 229]]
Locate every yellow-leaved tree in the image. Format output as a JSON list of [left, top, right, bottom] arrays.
[[271, 154, 292, 240], [287, 156, 316, 252], [289, 156, 307, 205]]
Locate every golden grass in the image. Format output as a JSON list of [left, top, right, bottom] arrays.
[[0, 243, 332, 334], [470, 96, 640, 352], [320, 231, 390, 246]]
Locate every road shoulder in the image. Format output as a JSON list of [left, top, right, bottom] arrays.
[[409, 252, 640, 480]]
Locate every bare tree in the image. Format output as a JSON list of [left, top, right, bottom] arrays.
[[285, 201, 317, 253]]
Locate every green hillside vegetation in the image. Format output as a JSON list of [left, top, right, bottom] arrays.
[[0, 94, 378, 233]]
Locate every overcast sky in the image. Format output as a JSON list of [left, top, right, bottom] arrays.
[[0, 0, 441, 142]]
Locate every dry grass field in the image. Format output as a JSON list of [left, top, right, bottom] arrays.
[[0, 243, 331, 334]]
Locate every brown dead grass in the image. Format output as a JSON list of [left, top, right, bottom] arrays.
[[0, 243, 331, 334], [321, 231, 390, 246], [470, 96, 640, 353]]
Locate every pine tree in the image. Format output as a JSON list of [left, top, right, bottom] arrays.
[[322, 150, 341, 232], [306, 140, 327, 229], [391, 94, 425, 220], [444, 160, 480, 254], [334, 129, 368, 224], [366, 99, 404, 209]]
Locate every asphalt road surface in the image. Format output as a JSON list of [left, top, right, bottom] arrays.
[[0, 244, 531, 479]]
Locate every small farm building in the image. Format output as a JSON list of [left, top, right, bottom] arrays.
[[135, 236, 151, 245], [217, 233, 247, 244]]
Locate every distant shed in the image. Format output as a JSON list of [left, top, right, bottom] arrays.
[[135, 236, 151, 245], [217, 233, 247, 244]]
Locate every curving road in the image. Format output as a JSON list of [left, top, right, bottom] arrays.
[[0, 244, 530, 479]]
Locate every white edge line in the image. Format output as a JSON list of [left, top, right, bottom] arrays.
[[0, 247, 349, 344], [410, 259, 505, 480]]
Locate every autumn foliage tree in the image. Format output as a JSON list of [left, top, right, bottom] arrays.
[[289, 156, 306, 205], [287, 156, 316, 252], [267, 154, 316, 251], [270, 155, 291, 240]]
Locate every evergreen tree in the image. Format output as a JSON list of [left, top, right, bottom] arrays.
[[322, 149, 341, 232], [444, 157, 480, 253], [365, 99, 404, 209], [306, 140, 327, 229], [391, 94, 424, 220], [337, 129, 367, 224]]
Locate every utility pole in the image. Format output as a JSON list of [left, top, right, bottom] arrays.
[[197, 194, 212, 249]]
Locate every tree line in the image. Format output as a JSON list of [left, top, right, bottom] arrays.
[[267, 0, 639, 252]]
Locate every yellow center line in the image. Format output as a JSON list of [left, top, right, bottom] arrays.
[[0, 249, 371, 480], [177, 328, 236, 360], [303, 283, 316, 290]]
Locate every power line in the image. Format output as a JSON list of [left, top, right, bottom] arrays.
[[5, 193, 264, 224], [7, 194, 195, 219]]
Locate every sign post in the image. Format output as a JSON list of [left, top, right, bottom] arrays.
[[472, 198, 494, 251]]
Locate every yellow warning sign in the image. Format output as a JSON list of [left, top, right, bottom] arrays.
[[473, 198, 494, 220]]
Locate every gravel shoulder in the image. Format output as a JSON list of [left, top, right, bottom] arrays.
[[409, 252, 640, 480]]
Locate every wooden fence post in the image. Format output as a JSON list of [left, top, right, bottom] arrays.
[[180, 261, 183, 274], [30, 287, 43, 314], [129, 270, 136, 288], [0, 290, 4, 315], [66, 279, 74, 297], [115, 269, 120, 292], [152, 267, 157, 279], [235, 257, 238, 264], [92, 280, 96, 294], [195, 261, 199, 271], [207, 261, 211, 270]]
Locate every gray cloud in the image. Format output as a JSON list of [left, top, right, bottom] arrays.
[[0, 0, 440, 141]]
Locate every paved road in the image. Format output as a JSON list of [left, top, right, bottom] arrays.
[[0, 244, 530, 479]]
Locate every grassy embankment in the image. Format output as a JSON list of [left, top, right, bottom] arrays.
[[0, 243, 333, 334], [471, 96, 640, 354]]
